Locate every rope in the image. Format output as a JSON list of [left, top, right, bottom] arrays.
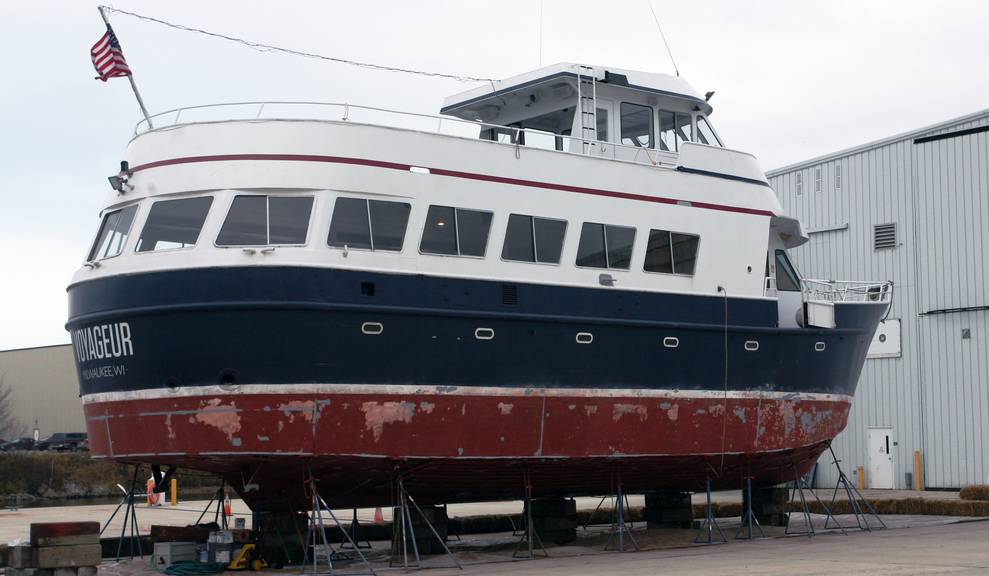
[[100, 5, 497, 83], [645, 0, 680, 77]]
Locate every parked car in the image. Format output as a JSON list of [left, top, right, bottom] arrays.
[[0, 437, 37, 452], [36, 432, 88, 452]]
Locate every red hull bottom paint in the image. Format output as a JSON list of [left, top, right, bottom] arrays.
[[84, 389, 849, 509]]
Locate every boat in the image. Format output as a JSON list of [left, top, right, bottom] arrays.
[[67, 63, 891, 512]]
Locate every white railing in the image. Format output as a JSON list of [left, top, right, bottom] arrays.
[[800, 279, 893, 303], [134, 101, 678, 167]]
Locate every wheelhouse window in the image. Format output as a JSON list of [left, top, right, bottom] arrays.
[[774, 249, 801, 291], [87, 204, 138, 261], [136, 196, 213, 253], [695, 116, 723, 147], [216, 195, 313, 246], [644, 229, 699, 275], [658, 111, 693, 152], [576, 222, 635, 270], [420, 205, 493, 257], [502, 214, 567, 264], [596, 107, 609, 142], [620, 103, 654, 148], [327, 197, 411, 251]]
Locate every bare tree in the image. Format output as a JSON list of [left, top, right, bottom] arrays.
[[0, 375, 26, 441]]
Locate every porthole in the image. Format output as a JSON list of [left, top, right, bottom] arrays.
[[815, 341, 826, 352], [475, 327, 495, 340], [361, 322, 384, 335], [744, 340, 759, 351], [663, 337, 679, 349], [576, 332, 594, 344]]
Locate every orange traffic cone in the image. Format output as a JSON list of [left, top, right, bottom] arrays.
[[373, 507, 384, 524]]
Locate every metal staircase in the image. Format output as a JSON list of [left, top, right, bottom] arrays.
[[576, 65, 597, 153]]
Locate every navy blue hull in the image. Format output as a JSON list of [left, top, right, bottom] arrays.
[[66, 266, 885, 398]]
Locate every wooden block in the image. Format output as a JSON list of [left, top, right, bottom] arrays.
[[77, 567, 97, 576], [35, 545, 102, 569], [30, 524, 99, 547], [34, 534, 100, 548], [54, 568, 79, 576], [10, 546, 36, 569]]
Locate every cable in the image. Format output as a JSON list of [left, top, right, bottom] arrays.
[[100, 5, 497, 83], [645, 0, 680, 77]]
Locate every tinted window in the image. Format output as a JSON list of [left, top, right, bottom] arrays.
[[216, 196, 266, 246], [87, 205, 138, 261], [269, 197, 313, 244], [420, 206, 458, 255], [576, 222, 634, 269], [605, 225, 635, 269], [369, 200, 411, 251], [775, 249, 801, 291], [327, 197, 372, 249], [136, 197, 213, 253], [620, 103, 654, 148], [596, 107, 609, 142], [502, 214, 567, 264], [534, 217, 566, 263], [696, 116, 722, 147], [217, 195, 312, 246], [455, 209, 492, 257], [645, 229, 699, 275]]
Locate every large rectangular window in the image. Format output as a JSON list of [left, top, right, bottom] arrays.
[[620, 103, 654, 148], [420, 205, 493, 257], [502, 214, 567, 264], [644, 229, 699, 275], [216, 195, 313, 246], [327, 197, 411, 251], [87, 204, 138, 261], [136, 196, 213, 253], [658, 111, 693, 152], [576, 222, 635, 270]]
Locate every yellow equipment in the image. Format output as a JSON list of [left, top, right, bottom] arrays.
[[227, 544, 268, 571]]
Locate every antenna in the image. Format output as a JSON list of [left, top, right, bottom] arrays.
[[539, 0, 544, 67], [645, 0, 680, 77]]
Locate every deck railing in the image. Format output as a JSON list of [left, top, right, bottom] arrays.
[[133, 101, 679, 167], [800, 279, 893, 303]]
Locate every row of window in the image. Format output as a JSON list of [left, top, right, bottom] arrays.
[[88, 195, 701, 276], [598, 103, 721, 152], [795, 164, 842, 195]]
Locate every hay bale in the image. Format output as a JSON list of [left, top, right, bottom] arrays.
[[959, 485, 989, 501]]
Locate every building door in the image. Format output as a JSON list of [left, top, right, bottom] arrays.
[[867, 426, 894, 489]]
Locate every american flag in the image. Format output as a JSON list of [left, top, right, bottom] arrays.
[[90, 24, 132, 81]]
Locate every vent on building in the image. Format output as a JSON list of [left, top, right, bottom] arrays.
[[874, 223, 897, 250], [835, 164, 842, 190]]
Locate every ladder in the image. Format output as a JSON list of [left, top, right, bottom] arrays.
[[576, 65, 597, 153]]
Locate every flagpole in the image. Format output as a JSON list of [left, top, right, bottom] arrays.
[[97, 6, 153, 129]]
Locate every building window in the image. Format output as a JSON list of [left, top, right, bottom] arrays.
[[136, 197, 213, 253], [420, 205, 493, 257], [620, 103, 654, 148], [576, 222, 635, 270], [874, 223, 897, 250], [815, 167, 822, 192], [502, 214, 567, 264], [796, 172, 803, 195], [87, 204, 138, 261], [644, 230, 700, 275], [327, 197, 411, 251], [216, 195, 313, 246], [835, 164, 842, 190]]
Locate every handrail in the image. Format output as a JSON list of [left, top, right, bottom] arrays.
[[132, 101, 679, 167], [800, 278, 893, 303]]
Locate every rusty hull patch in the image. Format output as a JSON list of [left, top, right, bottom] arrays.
[[361, 401, 416, 442]]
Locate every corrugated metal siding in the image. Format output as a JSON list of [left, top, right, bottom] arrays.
[[768, 110, 989, 489], [0, 345, 84, 439]]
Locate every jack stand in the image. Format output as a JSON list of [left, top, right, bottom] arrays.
[[512, 470, 548, 559], [693, 478, 727, 545], [389, 477, 461, 570], [735, 477, 766, 540], [825, 444, 887, 531], [103, 465, 144, 561], [194, 480, 229, 530], [339, 509, 372, 550], [603, 474, 638, 552], [302, 474, 376, 576], [582, 495, 610, 530], [786, 465, 846, 537]]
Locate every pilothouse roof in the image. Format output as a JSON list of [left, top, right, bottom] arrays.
[[441, 62, 712, 121]]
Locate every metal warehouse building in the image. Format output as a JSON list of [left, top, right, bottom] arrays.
[[767, 109, 989, 490], [0, 344, 84, 440]]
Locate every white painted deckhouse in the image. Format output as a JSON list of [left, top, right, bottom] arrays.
[[68, 63, 890, 511]]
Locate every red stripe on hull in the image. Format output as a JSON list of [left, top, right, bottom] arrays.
[[84, 391, 847, 508]]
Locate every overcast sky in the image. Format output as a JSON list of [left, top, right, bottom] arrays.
[[1, 0, 987, 351]]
